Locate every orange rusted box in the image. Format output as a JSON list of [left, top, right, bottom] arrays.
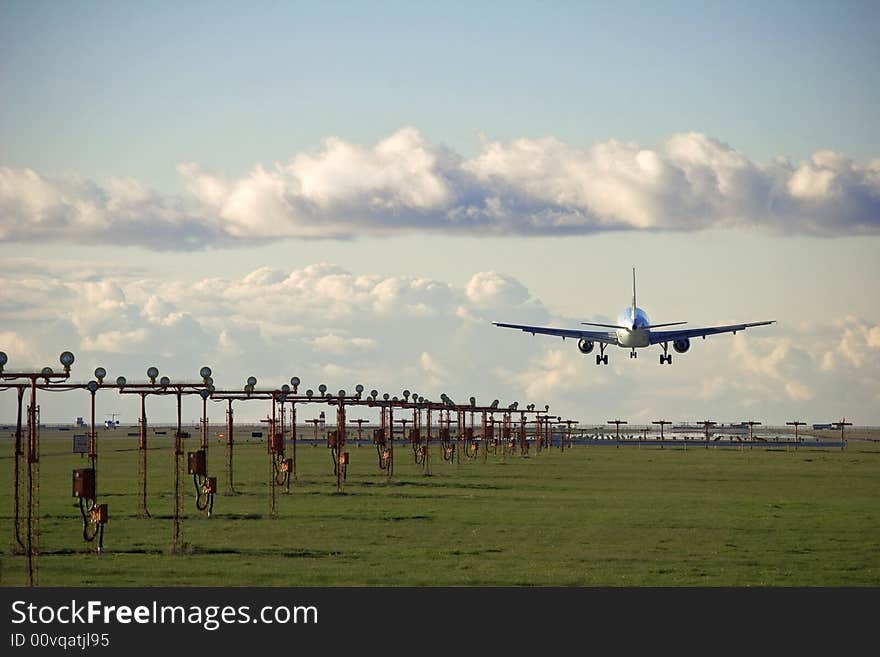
[[73, 468, 95, 499], [270, 432, 284, 454], [90, 503, 108, 524], [202, 477, 217, 494], [338, 452, 349, 466], [281, 458, 293, 473], [187, 450, 206, 476]]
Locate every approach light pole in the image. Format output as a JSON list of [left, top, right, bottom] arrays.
[[652, 420, 671, 449], [832, 418, 852, 451], [786, 420, 805, 451], [607, 419, 627, 448]]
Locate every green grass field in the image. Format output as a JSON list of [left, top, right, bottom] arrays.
[[1, 430, 878, 586]]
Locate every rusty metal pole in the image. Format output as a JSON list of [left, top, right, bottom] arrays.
[[226, 399, 236, 494], [13, 386, 25, 551], [336, 399, 346, 493], [173, 388, 183, 552], [387, 404, 394, 480], [138, 393, 150, 516], [26, 376, 38, 586], [426, 406, 432, 475], [482, 410, 488, 463], [290, 400, 297, 481]]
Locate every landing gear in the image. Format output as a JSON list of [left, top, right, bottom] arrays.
[[629, 349, 638, 359], [595, 343, 609, 365], [659, 343, 673, 365]]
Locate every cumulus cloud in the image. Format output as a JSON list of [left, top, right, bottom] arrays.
[[1, 260, 877, 424], [820, 317, 880, 371], [2, 130, 879, 249]]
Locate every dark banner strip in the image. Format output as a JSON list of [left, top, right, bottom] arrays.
[[1, 587, 877, 652]]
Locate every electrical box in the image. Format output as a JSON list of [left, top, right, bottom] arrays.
[[187, 450, 207, 476], [90, 503, 108, 524], [202, 477, 217, 495], [338, 452, 349, 466], [503, 427, 512, 440], [72, 468, 95, 499], [373, 429, 385, 446], [464, 428, 474, 440], [439, 428, 450, 442], [327, 430, 338, 449], [485, 426, 495, 439], [270, 432, 284, 454]]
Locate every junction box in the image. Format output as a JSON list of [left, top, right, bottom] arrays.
[[202, 477, 217, 495], [188, 449, 207, 476], [373, 429, 385, 446], [72, 468, 96, 499], [270, 432, 284, 454], [90, 503, 108, 525], [327, 430, 338, 449]]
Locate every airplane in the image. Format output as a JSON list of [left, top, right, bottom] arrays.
[[493, 268, 775, 365]]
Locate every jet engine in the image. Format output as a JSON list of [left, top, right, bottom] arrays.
[[673, 338, 691, 353], [577, 339, 594, 354]]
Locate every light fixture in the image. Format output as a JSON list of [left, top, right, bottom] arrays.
[[147, 367, 159, 384], [94, 367, 107, 384], [59, 351, 75, 372]]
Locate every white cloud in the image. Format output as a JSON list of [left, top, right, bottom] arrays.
[[419, 351, 448, 387], [311, 334, 376, 354], [820, 317, 880, 371], [2, 130, 879, 249], [464, 271, 530, 307], [0, 261, 877, 424]]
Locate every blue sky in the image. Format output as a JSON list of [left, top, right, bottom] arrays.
[[3, 1, 879, 185], [2, 1, 879, 424]]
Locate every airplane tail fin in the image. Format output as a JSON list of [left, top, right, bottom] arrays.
[[632, 267, 637, 313]]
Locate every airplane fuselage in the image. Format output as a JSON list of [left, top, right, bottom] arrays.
[[616, 307, 651, 348]]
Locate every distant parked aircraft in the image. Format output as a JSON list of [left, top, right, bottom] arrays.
[[493, 268, 775, 365]]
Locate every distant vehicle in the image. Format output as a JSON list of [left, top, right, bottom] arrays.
[[104, 413, 120, 429], [812, 423, 834, 430], [493, 268, 775, 365]]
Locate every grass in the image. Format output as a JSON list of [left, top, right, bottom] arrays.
[[1, 430, 878, 586]]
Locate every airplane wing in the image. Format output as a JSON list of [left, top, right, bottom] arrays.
[[649, 320, 775, 344], [492, 322, 620, 344]]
